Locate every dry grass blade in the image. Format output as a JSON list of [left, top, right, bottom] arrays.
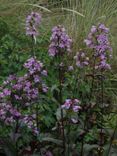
[[62, 7, 85, 17], [11, 3, 52, 13], [28, 4, 51, 13]]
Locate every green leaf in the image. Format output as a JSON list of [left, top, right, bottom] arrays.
[[83, 144, 98, 155], [56, 107, 66, 120], [42, 137, 62, 146]]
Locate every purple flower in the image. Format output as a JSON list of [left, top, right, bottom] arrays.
[[13, 83, 23, 90], [98, 24, 109, 33], [26, 12, 41, 38], [24, 57, 43, 74], [84, 39, 92, 47], [11, 109, 21, 118], [91, 25, 97, 33], [68, 66, 74, 71], [61, 99, 81, 112], [71, 118, 78, 124], [34, 75, 40, 83], [48, 25, 72, 56], [0, 56, 48, 136], [0, 92, 4, 98], [3, 89, 11, 96], [84, 23, 112, 71], [21, 115, 39, 135], [73, 105, 81, 112], [41, 70, 47, 76], [44, 151, 53, 156], [0, 55, 48, 137], [0, 108, 6, 120], [74, 51, 89, 68], [5, 117, 14, 125], [42, 84, 48, 93], [31, 88, 39, 99], [14, 95, 22, 100], [96, 60, 111, 70], [61, 99, 71, 109], [0, 103, 21, 124]]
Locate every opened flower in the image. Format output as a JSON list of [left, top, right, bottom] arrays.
[[61, 99, 81, 112], [48, 25, 72, 56], [84, 23, 112, 71], [26, 12, 41, 38]]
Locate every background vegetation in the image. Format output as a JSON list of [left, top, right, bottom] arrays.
[[0, 0, 117, 155]]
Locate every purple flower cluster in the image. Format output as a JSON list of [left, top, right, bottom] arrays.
[[0, 88, 11, 98], [26, 12, 41, 37], [1, 58, 48, 103], [0, 103, 20, 125], [24, 57, 48, 93], [74, 51, 89, 68], [0, 103, 38, 134], [48, 25, 72, 56], [84, 24, 112, 70], [0, 57, 48, 135], [61, 99, 81, 112], [68, 66, 74, 71], [95, 58, 111, 70], [22, 114, 38, 134]]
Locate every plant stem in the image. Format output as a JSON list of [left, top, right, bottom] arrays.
[[80, 56, 96, 156], [60, 84, 65, 153], [81, 138, 84, 156], [58, 55, 66, 155], [73, 69, 79, 97], [15, 119, 19, 156], [89, 56, 96, 100], [31, 35, 35, 57], [67, 117, 71, 156], [98, 74, 104, 156], [107, 120, 117, 156], [59, 70, 66, 155], [31, 35, 38, 131], [36, 105, 39, 129]]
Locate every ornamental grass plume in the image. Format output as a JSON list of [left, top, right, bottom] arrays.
[[48, 25, 72, 56]]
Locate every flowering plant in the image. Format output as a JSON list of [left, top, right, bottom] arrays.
[[0, 11, 114, 156]]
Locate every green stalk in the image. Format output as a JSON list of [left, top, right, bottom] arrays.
[[98, 74, 104, 156], [31, 35, 39, 130], [58, 54, 66, 155], [107, 120, 117, 156], [80, 56, 96, 156]]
